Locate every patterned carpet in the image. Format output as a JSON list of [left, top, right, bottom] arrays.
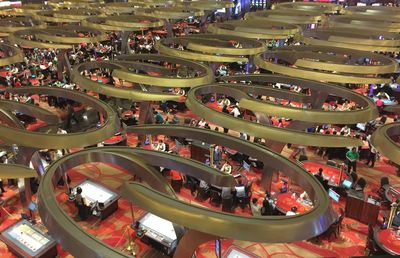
[[0, 124, 398, 257]]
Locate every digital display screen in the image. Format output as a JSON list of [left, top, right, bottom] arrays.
[[329, 188, 340, 203], [342, 179, 352, 189], [356, 123, 366, 131], [1, 220, 55, 257]]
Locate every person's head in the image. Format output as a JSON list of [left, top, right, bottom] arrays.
[[351, 147, 357, 153], [76, 187, 82, 194], [318, 168, 323, 176], [291, 206, 297, 213], [265, 191, 271, 198], [238, 179, 242, 185], [252, 198, 258, 205], [135, 221, 140, 229]]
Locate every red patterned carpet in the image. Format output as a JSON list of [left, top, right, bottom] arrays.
[[0, 116, 398, 257]]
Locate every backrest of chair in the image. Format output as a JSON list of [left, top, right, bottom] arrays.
[[327, 160, 336, 167], [358, 177, 367, 189], [381, 177, 389, 187]]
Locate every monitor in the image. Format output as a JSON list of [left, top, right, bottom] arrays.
[[342, 179, 352, 189], [356, 123, 366, 131], [329, 188, 340, 203]]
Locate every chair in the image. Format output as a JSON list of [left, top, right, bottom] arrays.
[[327, 160, 337, 167], [378, 177, 390, 201], [356, 177, 367, 191], [380, 177, 389, 188], [323, 214, 344, 241], [365, 224, 385, 256], [209, 190, 222, 207], [196, 186, 210, 202], [222, 197, 233, 212], [350, 172, 358, 188]]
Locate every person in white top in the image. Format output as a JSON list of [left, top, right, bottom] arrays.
[[286, 206, 298, 216], [340, 126, 351, 137], [366, 145, 378, 168], [197, 118, 207, 128], [220, 161, 232, 175], [154, 140, 166, 152], [230, 106, 241, 118], [57, 128, 67, 134], [300, 191, 309, 201]]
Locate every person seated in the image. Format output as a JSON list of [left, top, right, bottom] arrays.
[[340, 125, 351, 137], [392, 211, 400, 227], [300, 191, 309, 201], [153, 110, 164, 124], [286, 206, 298, 216], [154, 140, 166, 152], [220, 161, 232, 175], [280, 181, 288, 193], [235, 179, 246, 198], [314, 168, 324, 184], [376, 91, 390, 100], [197, 118, 207, 128], [230, 105, 241, 118], [218, 97, 230, 107], [197, 179, 210, 201], [168, 115, 180, 125], [235, 179, 247, 208], [250, 198, 261, 216], [133, 221, 147, 238], [261, 193, 275, 216]]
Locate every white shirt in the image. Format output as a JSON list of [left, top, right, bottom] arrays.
[[286, 211, 297, 216], [231, 107, 241, 118], [198, 120, 206, 128], [155, 142, 166, 152], [235, 185, 246, 197], [221, 163, 232, 174]]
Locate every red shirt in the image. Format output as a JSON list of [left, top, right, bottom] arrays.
[[170, 170, 182, 181]]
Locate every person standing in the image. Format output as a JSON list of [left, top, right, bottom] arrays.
[[366, 145, 377, 168], [222, 105, 229, 133], [346, 147, 359, 173], [375, 96, 384, 115], [213, 145, 222, 166], [170, 170, 183, 193]]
